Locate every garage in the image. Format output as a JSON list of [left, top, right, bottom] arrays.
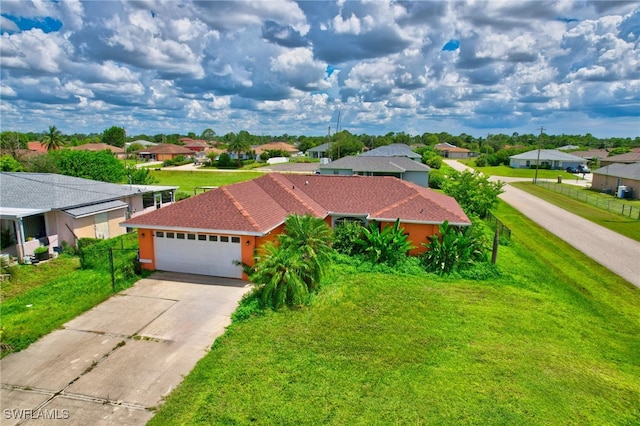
[[153, 231, 243, 278]]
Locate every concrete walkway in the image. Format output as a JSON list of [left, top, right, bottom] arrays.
[[445, 160, 640, 288], [1, 272, 250, 425]]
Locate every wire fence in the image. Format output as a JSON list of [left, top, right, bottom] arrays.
[[485, 211, 511, 240], [535, 181, 640, 220], [78, 232, 140, 292]]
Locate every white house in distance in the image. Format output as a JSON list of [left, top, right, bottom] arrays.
[[509, 149, 587, 170]]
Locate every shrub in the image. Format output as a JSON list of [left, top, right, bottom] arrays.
[[429, 169, 445, 189], [475, 154, 488, 167], [333, 221, 365, 256], [441, 170, 504, 217], [217, 153, 233, 168], [422, 220, 489, 275], [355, 219, 415, 266]]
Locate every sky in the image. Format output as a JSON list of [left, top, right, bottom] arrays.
[[0, 1, 639, 139]]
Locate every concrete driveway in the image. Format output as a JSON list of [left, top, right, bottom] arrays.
[[1, 272, 250, 425]]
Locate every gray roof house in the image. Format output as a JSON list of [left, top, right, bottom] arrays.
[[317, 156, 431, 187], [509, 149, 587, 170], [0, 173, 177, 261], [591, 163, 640, 199], [600, 152, 640, 167], [360, 143, 421, 159], [306, 142, 331, 159]]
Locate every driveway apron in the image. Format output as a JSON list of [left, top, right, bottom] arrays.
[[1, 272, 250, 425]]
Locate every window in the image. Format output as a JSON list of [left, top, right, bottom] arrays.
[[176, 233, 185, 239], [166, 232, 175, 238], [333, 170, 339, 175], [198, 235, 206, 241], [187, 234, 196, 240], [231, 237, 240, 243], [220, 236, 229, 243], [209, 235, 218, 242], [156, 231, 164, 238]]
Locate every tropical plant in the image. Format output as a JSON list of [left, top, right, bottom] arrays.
[[0, 155, 23, 172], [422, 220, 488, 275], [41, 125, 66, 151], [355, 219, 415, 266], [227, 134, 251, 167]]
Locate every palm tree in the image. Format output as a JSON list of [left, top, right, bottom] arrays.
[[279, 214, 333, 291], [226, 134, 251, 167], [41, 125, 66, 151]]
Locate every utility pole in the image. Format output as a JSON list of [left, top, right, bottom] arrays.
[[533, 126, 544, 184]]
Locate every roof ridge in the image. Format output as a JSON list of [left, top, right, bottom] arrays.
[[266, 174, 326, 215], [220, 185, 261, 232], [387, 160, 406, 172]]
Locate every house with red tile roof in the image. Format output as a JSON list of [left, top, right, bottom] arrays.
[[26, 141, 49, 153], [254, 142, 301, 156], [435, 143, 472, 159], [122, 174, 470, 279], [135, 143, 194, 161], [180, 139, 211, 152]]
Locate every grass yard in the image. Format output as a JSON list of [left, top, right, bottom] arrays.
[[511, 182, 640, 242], [458, 160, 582, 180], [148, 170, 262, 193], [0, 235, 145, 357], [149, 201, 640, 425]]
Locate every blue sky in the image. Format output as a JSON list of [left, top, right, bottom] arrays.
[[1, 1, 638, 138]]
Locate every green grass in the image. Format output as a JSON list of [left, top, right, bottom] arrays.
[[149, 201, 640, 425], [0, 235, 145, 357], [511, 182, 640, 242], [458, 160, 582, 180], [148, 170, 262, 193]]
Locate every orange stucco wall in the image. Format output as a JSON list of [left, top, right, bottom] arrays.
[[380, 221, 439, 255]]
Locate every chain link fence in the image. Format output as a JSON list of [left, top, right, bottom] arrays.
[[535, 181, 640, 220], [78, 232, 140, 292]]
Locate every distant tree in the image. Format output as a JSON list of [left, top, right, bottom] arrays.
[[126, 142, 144, 153], [608, 147, 631, 157], [0, 132, 24, 156], [0, 155, 24, 171], [125, 165, 157, 185], [41, 125, 66, 151], [102, 126, 126, 147], [50, 150, 125, 182], [329, 131, 364, 159], [201, 128, 216, 141]]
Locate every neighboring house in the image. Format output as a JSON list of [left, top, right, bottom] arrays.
[[434, 143, 471, 159], [71, 143, 126, 158], [254, 142, 301, 157], [306, 142, 331, 159], [122, 174, 470, 279], [591, 163, 640, 199], [181, 139, 210, 152], [360, 143, 421, 160], [317, 156, 430, 187], [136, 144, 194, 162], [600, 152, 640, 167], [569, 149, 609, 162], [125, 140, 157, 148], [0, 173, 177, 261], [195, 147, 226, 165], [509, 149, 586, 169], [26, 141, 49, 153], [557, 145, 581, 151]]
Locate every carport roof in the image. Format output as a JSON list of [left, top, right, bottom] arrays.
[[122, 174, 470, 234]]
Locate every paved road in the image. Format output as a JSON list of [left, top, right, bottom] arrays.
[[1, 272, 250, 425], [445, 160, 639, 288]]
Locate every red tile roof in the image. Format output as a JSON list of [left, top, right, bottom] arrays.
[[254, 142, 300, 155], [26, 141, 49, 153], [137, 144, 194, 155], [71, 143, 125, 153], [123, 174, 470, 234]]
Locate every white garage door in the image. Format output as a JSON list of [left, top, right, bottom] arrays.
[[154, 232, 243, 278]]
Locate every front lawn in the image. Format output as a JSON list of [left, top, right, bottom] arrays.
[[149, 202, 640, 424], [147, 170, 262, 193], [459, 161, 582, 180]]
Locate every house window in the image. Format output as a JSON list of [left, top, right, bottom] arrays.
[[176, 233, 185, 239], [220, 236, 229, 243], [156, 231, 164, 238], [198, 235, 206, 241], [231, 237, 240, 243], [209, 235, 218, 242], [166, 232, 175, 238], [187, 234, 196, 240]]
